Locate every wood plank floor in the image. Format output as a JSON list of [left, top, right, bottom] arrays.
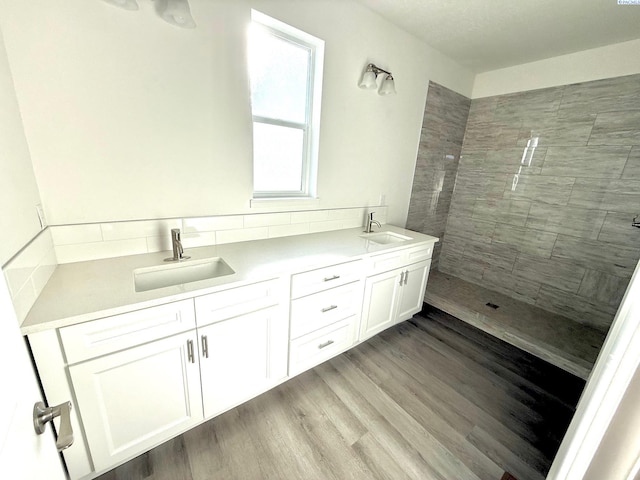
[[97, 307, 585, 480]]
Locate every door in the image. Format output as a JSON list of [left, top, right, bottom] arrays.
[[396, 260, 431, 322], [199, 306, 288, 419], [0, 274, 66, 479], [69, 331, 203, 472], [360, 267, 402, 341]]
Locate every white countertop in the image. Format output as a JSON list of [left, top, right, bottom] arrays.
[[21, 226, 438, 335]]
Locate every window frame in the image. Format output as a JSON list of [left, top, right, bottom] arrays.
[[249, 10, 324, 200]]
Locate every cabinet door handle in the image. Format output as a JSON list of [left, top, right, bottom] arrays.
[[323, 275, 340, 282], [321, 305, 338, 313], [201, 335, 209, 359], [187, 339, 195, 363], [399, 271, 405, 286], [404, 269, 409, 285], [318, 339, 335, 349]]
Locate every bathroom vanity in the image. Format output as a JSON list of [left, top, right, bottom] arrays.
[[22, 225, 437, 480]]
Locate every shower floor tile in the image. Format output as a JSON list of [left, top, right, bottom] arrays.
[[425, 270, 607, 379]]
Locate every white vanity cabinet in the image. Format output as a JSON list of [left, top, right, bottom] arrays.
[[194, 279, 288, 419], [288, 260, 364, 375], [60, 300, 203, 474], [359, 245, 432, 341]]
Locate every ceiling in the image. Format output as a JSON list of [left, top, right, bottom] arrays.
[[353, 0, 640, 73]]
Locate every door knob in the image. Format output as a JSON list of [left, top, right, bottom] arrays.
[[33, 401, 74, 452]]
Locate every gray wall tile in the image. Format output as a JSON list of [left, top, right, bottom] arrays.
[[598, 212, 640, 248], [551, 235, 639, 278], [578, 270, 629, 307], [622, 147, 640, 179], [503, 175, 575, 205], [514, 253, 586, 293], [536, 285, 618, 331], [481, 265, 541, 305], [525, 204, 607, 240], [419, 73, 640, 332], [492, 224, 558, 258], [569, 178, 640, 213], [542, 146, 631, 178]]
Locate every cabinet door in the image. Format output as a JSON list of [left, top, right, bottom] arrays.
[[69, 331, 203, 472], [359, 268, 402, 341], [396, 260, 431, 322], [199, 306, 287, 419]]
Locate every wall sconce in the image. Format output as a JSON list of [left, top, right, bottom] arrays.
[[102, 0, 196, 29], [358, 63, 396, 96]]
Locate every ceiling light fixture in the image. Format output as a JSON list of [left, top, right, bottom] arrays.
[[102, 0, 196, 29], [358, 63, 396, 96], [156, 0, 196, 28]]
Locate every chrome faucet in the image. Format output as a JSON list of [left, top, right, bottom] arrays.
[[165, 228, 190, 262], [364, 212, 382, 233]]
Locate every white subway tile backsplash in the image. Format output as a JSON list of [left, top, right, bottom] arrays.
[[9, 280, 37, 325], [56, 239, 148, 263], [51, 224, 102, 245], [290, 209, 330, 224], [216, 227, 269, 245], [183, 215, 244, 233], [3, 229, 58, 324], [308, 220, 344, 233], [101, 219, 181, 241], [268, 223, 310, 239], [327, 207, 367, 221], [145, 235, 173, 253], [181, 232, 217, 249], [244, 212, 291, 228], [46, 206, 384, 264], [4, 229, 56, 296], [30, 250, 57, 297]]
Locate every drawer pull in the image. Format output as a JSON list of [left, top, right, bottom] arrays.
[[318, 339, 335, 349], [323, 275, 340, 282], [321, 305, 338, 313], [201, 335, 209, 359], [187, 339, 195, 363]]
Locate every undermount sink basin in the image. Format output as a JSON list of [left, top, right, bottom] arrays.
[[361, 231, 412, 245], [134, 257, 235, 292]]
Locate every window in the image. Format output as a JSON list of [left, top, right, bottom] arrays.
[[248, 11, 324, 198]]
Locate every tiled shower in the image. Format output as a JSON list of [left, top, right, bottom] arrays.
[[408, 75, 640, 333]]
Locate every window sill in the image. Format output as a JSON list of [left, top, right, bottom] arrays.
[[250, 197, 321, 210]]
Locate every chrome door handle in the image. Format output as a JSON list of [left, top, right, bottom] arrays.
[[33, 401, 74, 452], [404, 270, 409, 285], [399, 271, 405, 286]]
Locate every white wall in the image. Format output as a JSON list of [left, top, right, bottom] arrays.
[[0, 0, 474, 228], [472, 39, 640, 98], [0, 29, 43, 265]]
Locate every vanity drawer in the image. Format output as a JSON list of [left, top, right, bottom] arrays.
[[195, 278, 280, 327], [289, 317, 356, 376], [60, 299, 196, 364], [290, 281, 363, 339], [291, 260, 362, 299]]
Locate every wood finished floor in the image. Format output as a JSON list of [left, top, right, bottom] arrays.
[[97, 307, 585, 480]]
